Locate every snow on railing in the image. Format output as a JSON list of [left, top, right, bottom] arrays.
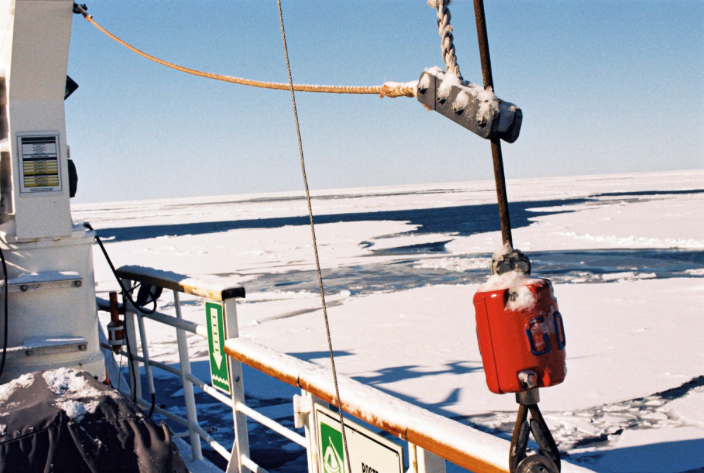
[[103, 265, 594, 473], [224, 339, 593, 473], [115, 265, 245, 301], [100, 266, 253, 471]]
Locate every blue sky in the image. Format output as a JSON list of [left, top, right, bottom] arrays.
[[65, 1, 703, 203]]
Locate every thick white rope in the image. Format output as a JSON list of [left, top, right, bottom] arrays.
[[428, 0, 462, 79]]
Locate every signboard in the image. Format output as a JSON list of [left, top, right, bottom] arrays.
[[314, 404, 403, 473], [205, 301, 231, 394], [17, 134, 62, 194]]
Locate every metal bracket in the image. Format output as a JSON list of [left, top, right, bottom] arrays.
[[516, 387, 540, 405], [5, 336, 88, 359], [293, 393, 313, 429], [0, 271, 83, 293], [416, 70, 522, 143], [491, 249, 531, 275]]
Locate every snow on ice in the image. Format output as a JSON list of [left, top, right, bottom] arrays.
[[75, 170, 704, 472]]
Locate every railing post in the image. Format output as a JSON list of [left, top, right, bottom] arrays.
[[299, 390, 323, 473], [417, 447, 446, 473], [409, 442, 419, 473], [173, 290, 203, 461], [135, 305, 157, 410], [223, 297, 250, 473], [121, 278, 142, 401]]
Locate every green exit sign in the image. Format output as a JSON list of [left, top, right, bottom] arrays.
[[206, 301, 231, 394]]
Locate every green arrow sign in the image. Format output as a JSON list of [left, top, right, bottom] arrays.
[[205, 301, 231, 394]]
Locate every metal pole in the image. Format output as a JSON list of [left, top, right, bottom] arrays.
[[472, 0, 513, 248], [173, 290, 203, 461], [223, 298, 250, 473], [121, 278, 142, 401]]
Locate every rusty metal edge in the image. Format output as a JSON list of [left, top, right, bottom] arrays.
[[224, 342, 507, 473]]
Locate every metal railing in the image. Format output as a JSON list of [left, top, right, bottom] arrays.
[[98, 265, 593, 473], [98, 265, 256, 471]]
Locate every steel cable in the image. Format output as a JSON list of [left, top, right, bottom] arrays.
[[275, 1, 353, 471], [0, 247, 8, 381]]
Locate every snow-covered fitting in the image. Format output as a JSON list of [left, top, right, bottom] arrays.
[[417, 67, 523, 143]]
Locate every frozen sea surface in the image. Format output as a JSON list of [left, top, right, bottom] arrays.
[[78, 171, 704, 473]]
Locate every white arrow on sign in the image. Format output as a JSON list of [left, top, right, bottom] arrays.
[[210, 307, 223, 370]]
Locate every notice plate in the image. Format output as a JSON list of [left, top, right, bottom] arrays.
[[314, 403, 403, 473], [205, 301, 231, 394], [17, 134, 62, 194]]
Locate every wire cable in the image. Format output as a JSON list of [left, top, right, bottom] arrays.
[[84, 223, 156, 415], [0, 246, 8, 381], [275, 1, 352, 470]]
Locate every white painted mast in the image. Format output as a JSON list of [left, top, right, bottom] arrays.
[[0, 0, 104, 382]]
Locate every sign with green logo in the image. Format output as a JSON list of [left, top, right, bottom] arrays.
[[321, 421, 345, 473], [314, 404, 403, 473], [205, 301, 231, 394]]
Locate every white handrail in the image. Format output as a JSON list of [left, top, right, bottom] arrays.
[[105, 269, 594, 473], [235, 402, 307, 448], [115, 265, 245, 301], [118, 388, 231, 460], [241, 454, 269, 473], [225, 338, 594, 473]]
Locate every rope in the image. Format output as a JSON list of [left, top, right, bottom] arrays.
[[73, 4, 415, 99], [275, 1, 353, 471], [428, 0, 461, 79]]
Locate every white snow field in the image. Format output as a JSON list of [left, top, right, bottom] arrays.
[[76, 170, 704, 473]]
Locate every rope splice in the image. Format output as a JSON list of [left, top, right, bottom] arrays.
[[72, 3, 416, 99]]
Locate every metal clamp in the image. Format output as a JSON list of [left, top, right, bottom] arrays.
[[491, 249, 531, 275], [416, 70, 522, 143]]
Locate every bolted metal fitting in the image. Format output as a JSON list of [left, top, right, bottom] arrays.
[[416, 70, 523, 143], [491, 249, 531, 276], [518, 370, 538, 390], [516, 387, 540, 406]]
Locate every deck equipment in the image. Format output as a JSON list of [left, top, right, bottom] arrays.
[[463, 0, 565, 471], [0, 1, 579, 472]]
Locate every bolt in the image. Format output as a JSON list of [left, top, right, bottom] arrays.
[[234, 376, 240, 382]]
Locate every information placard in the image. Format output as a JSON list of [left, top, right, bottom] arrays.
[[314, 404, 403, 473], [205, 301, 231, 394], [17, 134, 62, 194]]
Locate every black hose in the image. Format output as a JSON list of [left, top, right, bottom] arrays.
[[84, 223, 155, 416], [0, 246, 8, 382]]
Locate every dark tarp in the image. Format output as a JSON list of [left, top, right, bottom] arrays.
[[0, 370, 189, 473]]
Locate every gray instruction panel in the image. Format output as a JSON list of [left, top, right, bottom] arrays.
[[18, 134, 62, 194]]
